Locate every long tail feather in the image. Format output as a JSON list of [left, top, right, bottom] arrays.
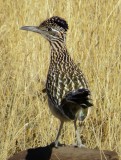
[[64, 88, 93, 108]]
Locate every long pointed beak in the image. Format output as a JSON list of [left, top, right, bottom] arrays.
[[20, 26, 42, 34]]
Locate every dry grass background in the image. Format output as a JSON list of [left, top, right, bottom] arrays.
[[0, 0, 121, 159]]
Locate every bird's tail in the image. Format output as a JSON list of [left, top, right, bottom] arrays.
[[64, 88, 93, 108]]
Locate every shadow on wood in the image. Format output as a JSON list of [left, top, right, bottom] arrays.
[[8, 143, 119, 160], [8, 143, 54, 160]]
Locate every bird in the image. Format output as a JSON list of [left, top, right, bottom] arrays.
[[20, 16, 93, 148]]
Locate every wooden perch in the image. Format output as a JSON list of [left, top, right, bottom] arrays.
[[8, 143, 119, 160]]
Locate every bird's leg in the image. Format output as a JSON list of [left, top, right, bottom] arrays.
[[74, 120, 85, 148], [54, 121, 64, 148]]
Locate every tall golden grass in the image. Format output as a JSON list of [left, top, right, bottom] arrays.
[[0, 0, 121, 159]]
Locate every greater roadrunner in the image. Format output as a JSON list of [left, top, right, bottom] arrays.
[[21, 16, 93, 147]]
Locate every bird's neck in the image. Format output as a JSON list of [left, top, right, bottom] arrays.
[[50, 40, 71, 64]]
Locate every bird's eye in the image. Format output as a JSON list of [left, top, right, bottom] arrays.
[[47, 27, 52, 31]]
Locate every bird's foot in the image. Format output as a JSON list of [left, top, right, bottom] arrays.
[[54, 141, 65, 148], [76, 144, 86, 148], [74, 143, 86, 148]]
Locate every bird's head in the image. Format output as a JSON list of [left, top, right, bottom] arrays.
[[20, 16, 68, 42]]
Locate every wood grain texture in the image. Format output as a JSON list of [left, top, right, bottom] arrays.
[[8, 143, 119, 160]]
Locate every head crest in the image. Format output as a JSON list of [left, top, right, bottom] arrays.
[[41, 16, 68, 31]]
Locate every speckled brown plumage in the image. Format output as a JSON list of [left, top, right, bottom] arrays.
[[21, 16, 93, 147]]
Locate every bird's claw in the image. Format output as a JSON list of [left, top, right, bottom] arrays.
[[54, 141, 65, 148], [76, 144, 86, 148], [74, 143, 86, 148]]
